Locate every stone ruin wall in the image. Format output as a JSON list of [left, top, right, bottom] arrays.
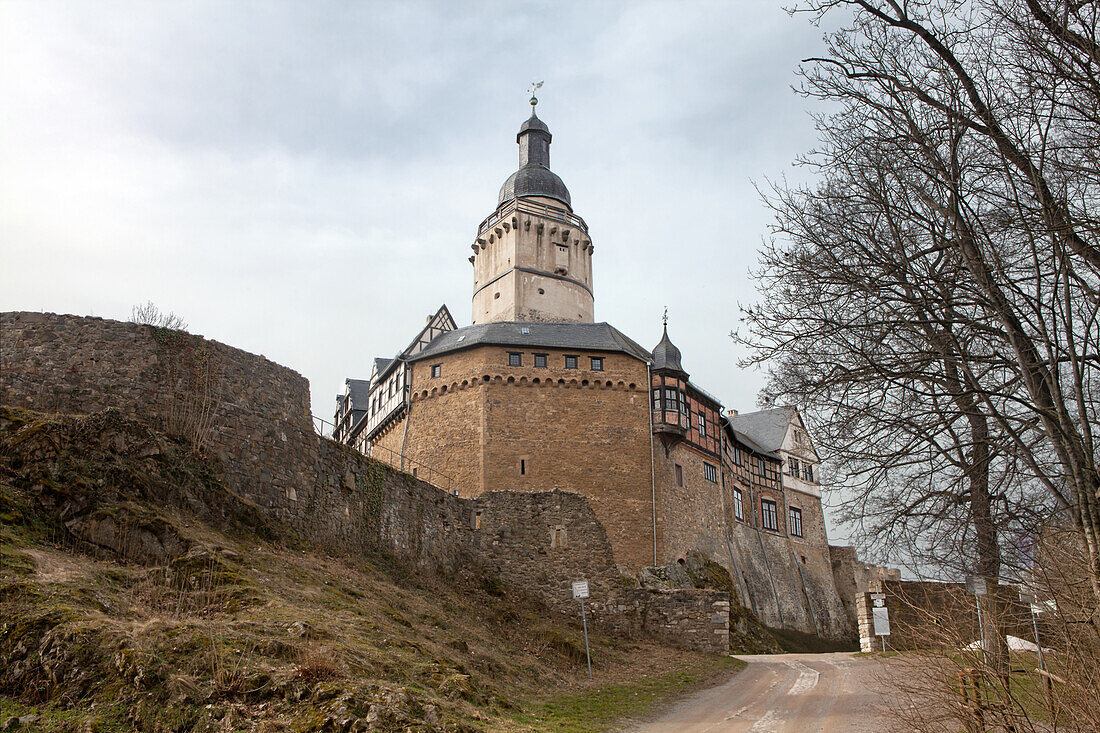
[[0, 312, 728, 654], [856, 579, 1037, 653]]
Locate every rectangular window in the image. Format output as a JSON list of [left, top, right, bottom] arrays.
[[520, 459, 527, 475], [679, 391, 688, 414], [508, 352, 522, 367], [703, 462, 718, 483], [590, 356, 604, 371], [652, 388, 661, 411], [761, 499, 779, 531], [733, 489, 744, 521], [788, 456, 800, 476], [565, 355, 579, 369], [698, 412, 707, 439], [430, 364, 441, 379], [755, 457, 765, 476], [534, 353, 548, 368], [789, 507, 803, 537], [802, 463, 815, 483], [664, 388, 678, 411], [675, 463, 684, 487]]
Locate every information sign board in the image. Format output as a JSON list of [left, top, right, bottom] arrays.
[[873, 607, 891, 636], [571, 580, 590, 599], [965, 575, 988, 596]]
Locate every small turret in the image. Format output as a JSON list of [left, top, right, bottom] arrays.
[[651, 320, 688, 378]]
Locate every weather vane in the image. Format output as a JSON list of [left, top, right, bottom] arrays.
[[528, 80, 543, 108], [662, 307, 669, 327]]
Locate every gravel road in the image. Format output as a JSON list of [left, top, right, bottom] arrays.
[[628, 652, 897, 733]]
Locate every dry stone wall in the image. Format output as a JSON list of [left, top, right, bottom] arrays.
[[605, 589, 731, 654], [0, 312, 728, 654]]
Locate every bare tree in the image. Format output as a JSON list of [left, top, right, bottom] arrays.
[[130, 300, 189, 332], [744, 0, 1099, 627]]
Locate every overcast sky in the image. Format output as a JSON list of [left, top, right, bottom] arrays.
[[2, 2, 858, 537]]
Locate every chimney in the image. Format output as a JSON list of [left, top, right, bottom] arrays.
[[728, 409, 739, 417]]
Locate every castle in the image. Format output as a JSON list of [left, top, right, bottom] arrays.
[[333, 98, 860, 640]]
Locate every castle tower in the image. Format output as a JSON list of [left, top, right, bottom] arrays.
[[470, 98, 594, 324]]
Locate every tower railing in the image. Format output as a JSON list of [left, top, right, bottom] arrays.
[[477, 198, 588, 238], [313, 414, 455, 493]]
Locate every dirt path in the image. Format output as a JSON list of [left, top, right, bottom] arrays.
[[627, 652, 896, 733]]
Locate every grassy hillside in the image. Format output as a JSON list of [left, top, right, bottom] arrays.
[[0, 407, 740, 731]]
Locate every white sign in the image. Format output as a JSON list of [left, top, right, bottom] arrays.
[[873, 607, 891, 636], [572, 580, 590, 599], [965, 575, 988, 596], [871, 593, 886, 600], [873, 598, 886, 608]]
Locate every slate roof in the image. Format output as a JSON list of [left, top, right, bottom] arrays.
[[373, 358, 393, 376], [407, 321, 652, 363], [345, 378, 372, 409], [725, 407, 797, 454], [498, 110, 572, 209], [498, 166, 571, 209], [651, 325, 687, 377]]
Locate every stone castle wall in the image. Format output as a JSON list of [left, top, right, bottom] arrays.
[[383, 344, 655, 572], [1, 312, 728, 654], [653, 438, 853, 641]]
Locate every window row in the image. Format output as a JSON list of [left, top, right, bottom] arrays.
[[730, 491, 804, 538], [507, 352, 603, 371], [651, 390, 711, 440], [787, 456, 816, 483], [674, 461, 720, 487]]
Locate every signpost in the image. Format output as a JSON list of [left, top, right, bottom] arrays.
[[572, 580, 593, 679], [1020, 588, 1053, 714], [965, 575, 988, 666]]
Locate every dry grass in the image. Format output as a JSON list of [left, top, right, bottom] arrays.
[[0, 509, 736, 732]]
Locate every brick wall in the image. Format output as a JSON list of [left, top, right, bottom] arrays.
[[1, 312, 729, 655]]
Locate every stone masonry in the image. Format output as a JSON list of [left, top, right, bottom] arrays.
[[0, 312, 729, 654]]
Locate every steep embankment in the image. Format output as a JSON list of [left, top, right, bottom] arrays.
[[0, 407, 738, 732]]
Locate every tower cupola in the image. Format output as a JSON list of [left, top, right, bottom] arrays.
[[497, 98, 572, 209], [471, 91, 593, 324]]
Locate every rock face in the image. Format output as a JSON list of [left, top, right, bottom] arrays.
[[1, 313, 732, 654], [638, 562, 695, 590]]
